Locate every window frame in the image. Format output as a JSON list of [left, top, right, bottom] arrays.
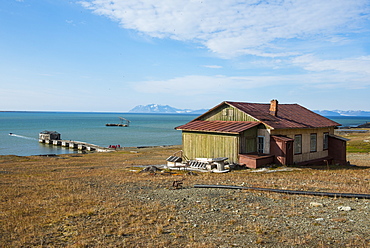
[[323, 132, 329, 150], [294, 134, 302, 155], [310, 133, 317, 152]]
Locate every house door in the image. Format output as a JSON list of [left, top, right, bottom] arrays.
[[257, 136, 264, 154], [285, 140, 293, 165], [245, 138, 256, 153]]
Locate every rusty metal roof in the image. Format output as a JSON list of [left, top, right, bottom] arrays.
[[271, 135, 294, 142], [225, 101, 340, 129], [175, 120, 261, 134]]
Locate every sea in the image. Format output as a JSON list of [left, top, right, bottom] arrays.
[[0, 112, 197, 156], [0, 112, 369, 156]]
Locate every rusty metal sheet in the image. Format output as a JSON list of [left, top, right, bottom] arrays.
[[271, 135, 294, 142], [226, 101, 340, 129], [175, 120, 261, 133]]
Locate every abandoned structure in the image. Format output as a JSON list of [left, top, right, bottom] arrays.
[[39, 130, 61, 141], [38, 131, 108, 152], [175, 100, 347, 168]]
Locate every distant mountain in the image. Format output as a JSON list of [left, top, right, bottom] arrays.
[[313, 110, 341, 116], [314, 110, 370, 116], [129, 104, 207, 114], [129, 104, 370, 116]]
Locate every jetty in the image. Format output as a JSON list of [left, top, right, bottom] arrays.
[[38, 131, 111, 152]]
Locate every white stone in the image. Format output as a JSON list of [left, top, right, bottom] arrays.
[[310, 202, 324, 207], [338, 206, 352, 211]]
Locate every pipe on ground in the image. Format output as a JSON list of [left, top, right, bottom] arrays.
[[194, 185, 370, 199]]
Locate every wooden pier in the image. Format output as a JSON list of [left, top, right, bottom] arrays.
[[39, 139, 111, 152]]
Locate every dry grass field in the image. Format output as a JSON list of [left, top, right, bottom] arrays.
[[1, 131, 370, 247], [337, 128, 370, 153]]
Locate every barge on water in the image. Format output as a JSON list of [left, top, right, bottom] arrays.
[[106, 117, 130, 127]]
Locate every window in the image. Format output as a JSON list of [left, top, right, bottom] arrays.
[[294, 135, 302, 154], [310, 133, 317, 152], [323, 132, 329, 150], [257, 136, 264, 154]]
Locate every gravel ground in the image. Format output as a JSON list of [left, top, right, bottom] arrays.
[[1, 150, 369, 247], [123, 173, 370, 247]]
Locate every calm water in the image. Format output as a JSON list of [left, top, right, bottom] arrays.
[[0, 112, 369, 156], [0, 112, 197, 156], [328, 116, 370, 127]]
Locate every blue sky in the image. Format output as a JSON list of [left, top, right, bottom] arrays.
[[1, 0, 370, 112]]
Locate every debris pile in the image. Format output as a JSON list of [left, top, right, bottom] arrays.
[[166, 154, 230, 173], [140, 166, 162, 173]]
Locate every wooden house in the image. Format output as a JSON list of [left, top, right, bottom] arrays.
[[175, 100, 347, 168]]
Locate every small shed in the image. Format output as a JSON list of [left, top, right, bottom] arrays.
[[39, 131, 61, 141]]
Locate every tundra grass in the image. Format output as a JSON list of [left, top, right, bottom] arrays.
[[341, 128, 370, 153], [0, 138, 369, 247]]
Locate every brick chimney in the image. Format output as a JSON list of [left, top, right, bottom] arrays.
[[269, 99, 278, 116]]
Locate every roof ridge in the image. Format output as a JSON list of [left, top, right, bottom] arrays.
[[193, 120, 259, 122], [226, 101, 299, 105]]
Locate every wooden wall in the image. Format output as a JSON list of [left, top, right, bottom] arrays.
[[199, 105, 258, 122], [182, 103, 262, 162], [182, 126, 261, 163], [182, 131, 240, 163], [271, 127, 335, 163], [239, 126, 258, 153], [328, 135, 347, 165]]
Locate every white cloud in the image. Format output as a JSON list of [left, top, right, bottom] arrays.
[[80, 0, 369, 57]]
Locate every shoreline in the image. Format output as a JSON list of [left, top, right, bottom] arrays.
[[0, 144, 182, 157]]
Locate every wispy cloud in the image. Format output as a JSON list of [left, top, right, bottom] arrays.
[[293, 55, 370, 74], [132, 71, 369, 97], [202, 65, 222, 69], [79, 0, 369, 58], [291, 55, 370, 89], [133, 75, 266, 96], [37, 73, 54, 77], [79, 0, 370, 110]]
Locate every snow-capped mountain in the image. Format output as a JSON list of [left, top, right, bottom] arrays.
[[129, 104, 370, 116], [129, 104, 207, 114], [313, 110, 370, 116]]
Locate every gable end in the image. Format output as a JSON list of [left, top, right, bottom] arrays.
[[196, 102, 260, 122]]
